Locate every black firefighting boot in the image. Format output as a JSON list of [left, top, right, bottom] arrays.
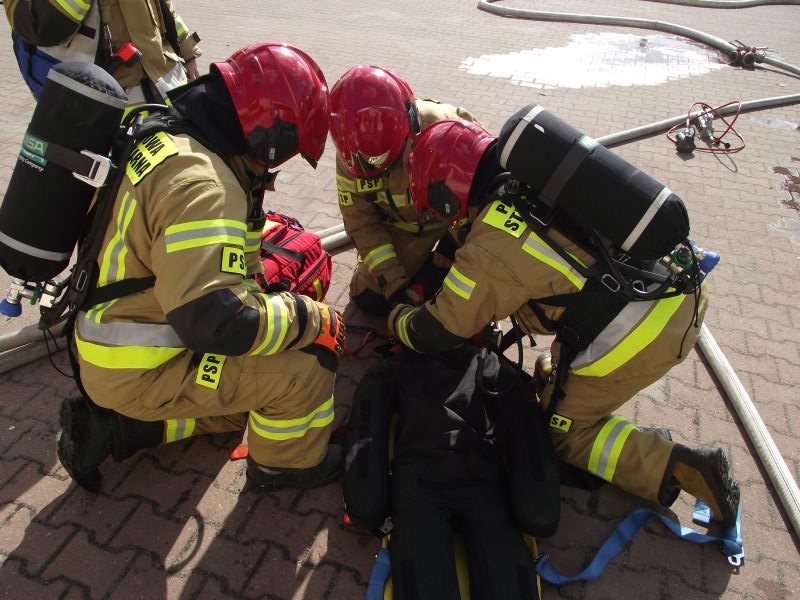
[[246, 443, 344, 490], [659, 444, 740, 527], [57, 396, 163, 493]]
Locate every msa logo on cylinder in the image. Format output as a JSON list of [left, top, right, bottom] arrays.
[[20, 132, 48, 167]]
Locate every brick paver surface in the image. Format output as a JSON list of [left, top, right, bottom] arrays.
[[1, 1, 799, 598]]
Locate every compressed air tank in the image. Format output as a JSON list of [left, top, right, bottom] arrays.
[[498, 104, 690, 260], [0, 61, 126, 282]]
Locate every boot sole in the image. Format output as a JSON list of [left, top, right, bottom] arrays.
[[57, 397, 102, 493], [675, 447, 740, 527]]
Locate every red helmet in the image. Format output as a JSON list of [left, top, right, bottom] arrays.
[[408, 119, 496, 222], [329, 65, 420, 178], [212, 42, 330, 168]]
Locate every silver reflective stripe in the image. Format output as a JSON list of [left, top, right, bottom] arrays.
[[593, 419, 630, 478], [571, 296, 657, 369], [499, 105, 545, 168], [102, 192, 136, 284], [77, 312, 184, 347], [621, 187, 672, 253], [0, 230, 70, 261], [165, 224, 244, 246]]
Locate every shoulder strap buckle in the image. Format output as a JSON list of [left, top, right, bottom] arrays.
[[74, 150, 113, 188]]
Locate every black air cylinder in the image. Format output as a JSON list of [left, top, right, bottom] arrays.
[[0, 61, 126, 281], [498, 104, 690, 259]]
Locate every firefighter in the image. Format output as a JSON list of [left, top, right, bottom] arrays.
[[57, 42, 346, 494], [5, 0, 201, 102], [329, 65, 479, 315], [96, 0, 201, 103], [387, 119, 740, 528]]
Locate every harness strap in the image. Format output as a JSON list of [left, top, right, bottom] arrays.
[[83, 276, 156, 307], [535, 500, 744, 584]]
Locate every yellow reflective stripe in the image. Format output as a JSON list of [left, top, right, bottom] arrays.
[[174, 14, 188, 37], [85, 300, 117, 324], [363, 244, 397, 271], [98, 192, 137, 286], [245, 230, 262, 253], [250, 294, 289, 355], [55, 0, 91, 22], [335, 173, 357, 192], [165, 219, 246, 253], [522, 231, 586, 290], [391, 221, 422, 234], [312, 278, 323, 299], [75, 332, 182, 369], [165, 418, 195, 442], [248, 395, 335, 441], [573, 293, 686, 377], [443, 266, 475, 300], [587, 416, 637, 481], [394, 308, 417, 350]]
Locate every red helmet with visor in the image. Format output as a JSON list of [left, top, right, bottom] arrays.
[[329, 65, 420, 178], [212, 42, 330, 168], [408, 119, 496, 222]]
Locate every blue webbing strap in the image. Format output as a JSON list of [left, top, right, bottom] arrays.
[[535, 500, 744, 585], [365, 548, 391, 600]]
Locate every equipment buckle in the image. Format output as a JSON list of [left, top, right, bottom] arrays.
[[600, 273, 621, 293], [73, 150, 113, 188]]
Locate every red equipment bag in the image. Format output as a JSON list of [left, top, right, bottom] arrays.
[[255, 211, 332, 301]]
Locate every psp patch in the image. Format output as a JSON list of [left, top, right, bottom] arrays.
[[356, 177, 383, 193], [196, 353, 226, 389], [549, 413, 573, 433], [482, 199, 527, 238], [221, 246, 246, 275]]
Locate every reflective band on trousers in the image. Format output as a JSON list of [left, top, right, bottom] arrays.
[[249, 294, 290, 356], [75, 313, 184, 369], [588, 416, 637, 482], [363, 244, 397, 272], [248, 395, 335, 441], [165, 418, 196, 443], [165, 219, 246, 253], [443, 265, 476, 300], [394, 308, 417, 351], [522, 231, 586, 291], [572, 292, 687, 377]]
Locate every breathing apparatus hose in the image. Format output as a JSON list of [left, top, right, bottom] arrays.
[[478, 0, 800, 545]]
